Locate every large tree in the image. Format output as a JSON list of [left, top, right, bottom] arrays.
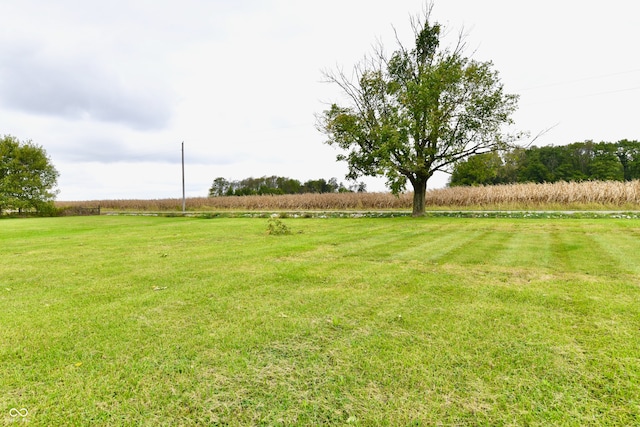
[[317, 4, 520, 216], [0, 135, 59, 214]]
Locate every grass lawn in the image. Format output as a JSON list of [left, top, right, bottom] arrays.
[[1, 216, 639, 425]]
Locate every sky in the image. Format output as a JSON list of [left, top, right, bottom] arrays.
[[1, 0, 639, 200]]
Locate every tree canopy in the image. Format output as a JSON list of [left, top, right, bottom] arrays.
[[317, 3, 520, 215], [208, 175, 365, 197], [0, 135, 59, 214], [449, 140, 640, 186]]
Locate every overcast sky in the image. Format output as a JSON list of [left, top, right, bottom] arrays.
[[1, 1, 639, 200]]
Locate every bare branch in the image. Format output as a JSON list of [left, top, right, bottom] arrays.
[[523, 123, 559, 148]]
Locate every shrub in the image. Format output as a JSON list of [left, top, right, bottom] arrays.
[[266, 218, 291, 235]]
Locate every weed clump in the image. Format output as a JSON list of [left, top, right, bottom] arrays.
[[266, 218, 291, 235]]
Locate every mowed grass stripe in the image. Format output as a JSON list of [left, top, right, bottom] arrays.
[[588, 224, 640, 277], [1, 216, 640, 425]]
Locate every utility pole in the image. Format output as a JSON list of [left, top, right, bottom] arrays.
[[181, 141, 186, 213]]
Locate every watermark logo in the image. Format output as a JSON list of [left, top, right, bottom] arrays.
[[9, 408, 28, 418]]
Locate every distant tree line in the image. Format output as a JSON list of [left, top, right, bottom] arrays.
[[449, 140, 640, 186], [208, 176, 367, 197]]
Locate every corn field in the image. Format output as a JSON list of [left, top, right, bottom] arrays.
[[428, 180, 640, 208], [56, 180, 640, 211]]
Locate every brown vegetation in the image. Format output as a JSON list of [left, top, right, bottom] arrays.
[[55, 180, 640, 212]]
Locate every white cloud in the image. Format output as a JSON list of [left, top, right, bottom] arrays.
[[0, 42, 174, 130]]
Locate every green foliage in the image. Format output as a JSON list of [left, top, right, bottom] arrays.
[[318, 6, 519, 215], [266, 217, 292, 235], [618, 139, 640, 180], [208, 175, 365, 197], [0, 135, 59, 214], [449, 152, 504, 186], [450, 140, 640, 186]]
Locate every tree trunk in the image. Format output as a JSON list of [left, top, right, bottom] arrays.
[[411, 178, 427, 217]]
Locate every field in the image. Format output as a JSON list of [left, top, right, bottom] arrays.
[[2, 216, 640, 425], [55, 180, 640, 212]]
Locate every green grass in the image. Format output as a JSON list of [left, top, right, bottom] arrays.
[[1, 216, 639, 426]]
